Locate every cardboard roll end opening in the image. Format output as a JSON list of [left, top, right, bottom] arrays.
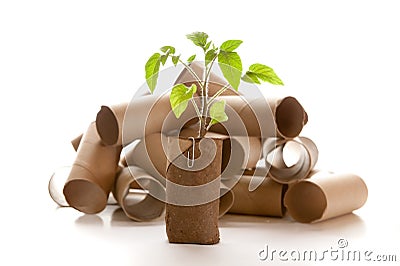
[[284, 182, 327, 223], [63, 177, 108, 214], [275, 97, 307, 138], [96, 105, 120, 146]]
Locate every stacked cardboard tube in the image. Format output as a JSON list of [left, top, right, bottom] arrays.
[[49, 62, 368, 224]]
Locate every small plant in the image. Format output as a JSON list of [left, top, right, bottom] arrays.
[[145, 31, 283, 138]]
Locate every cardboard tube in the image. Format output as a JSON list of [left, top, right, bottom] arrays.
[[227, 175, 286, 217], [209, 96, 308, 139], [113, 166, 165, 221], [71, 134, 83, 151], [48, 166, 71, 207], [63, 122, 121, 214], [223, 136, 262, 170], [98, 94, 199, 146], [174, 61, 239, 96], [262, 137, 318, 185], [219, 184, 234, 218], [96, 103, 128, 146], [284, 172, 368, 223], [123, 133, 168, 185], [180, 128, 261, 171]]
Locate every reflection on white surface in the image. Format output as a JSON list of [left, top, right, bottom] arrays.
[[25, 202, 393, 266]]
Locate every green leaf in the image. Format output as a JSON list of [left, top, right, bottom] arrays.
[[186, 32, 208, 50], [172, 55, 180, 66], [205, 41, 212, 51], [160, 46, 175, 54], [170, 83, 197, 118], [205, 49, 217, 66], [209, 100, 228, 126], [218, 51, 242, 90], [187, 54, 196, 63], [241, 72, 261, 84], [160, 54, 168, 66], [245, 63, 284, 85], [220, 40, 243, 52], [145, 53, 161, 93]]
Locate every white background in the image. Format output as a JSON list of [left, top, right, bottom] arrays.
[[1, 0, 399, 265]]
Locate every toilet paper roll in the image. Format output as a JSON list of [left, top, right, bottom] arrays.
[[261, 137, 318, 185], [284, 171, 368, 223], [112, 166, 166, 221], [63, 122, 121, 214], [227, 175, 286, 217], [209, 96, 308, 139]]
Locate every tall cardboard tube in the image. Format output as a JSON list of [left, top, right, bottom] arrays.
[[63, 122, 121, 214], [113, 166, 165, 221], [284, 172, 368, 223], [96, 103, 128, 146], [228, 175, 286, 217]]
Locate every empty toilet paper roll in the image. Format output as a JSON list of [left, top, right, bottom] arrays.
[[123, 133, 168, 185], [63, 122, 121, 214], [49, 166, 119, 208], [261, 137, 318, 185], [284, 172, 368, 223], [222, 136, 262, 171], [174, 61, 239, 96], [96, 94, 198, 147], [113, 166, 166, 221], [96, 103, 128, 146], [219, 184, 234, 218], [179, 128, 261, 173], [227, 175, 286, 217], [48, 166, 72, 207], [209, 96, 308, 139]]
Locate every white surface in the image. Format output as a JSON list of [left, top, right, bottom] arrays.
[[1, 0, 400, 265]]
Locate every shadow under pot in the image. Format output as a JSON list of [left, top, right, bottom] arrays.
[[165, 136, 223, 245]]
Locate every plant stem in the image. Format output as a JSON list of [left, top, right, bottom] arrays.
[[173, 57, 205, 137], [207, 84, 230, 107], [190, 98, 201, 118], [205, 54, 218, 88], [177, 58, 205, 93]]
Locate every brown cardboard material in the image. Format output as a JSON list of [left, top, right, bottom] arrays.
[[284, 172, 368, 223], [71, 134, 83, 151], [219, 184, 234, 218], [180, 127, 262, 171], [48, 166, 71, 207], [123, 133, 168, 185], [262, 137, 318, 185], [209, 96, 308, 139], [174, 61, 239, 96], [113, 166, 165, 221], [63, 122, 121, 214], [98, 94, 199, 146], [228, 175, 286, 217], [96, 103, 128, 146], [165, 137, 222, 244], [98, 92, 306, 148]]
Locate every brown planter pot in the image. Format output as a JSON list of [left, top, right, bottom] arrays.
[[165, 137, 223, 245]]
